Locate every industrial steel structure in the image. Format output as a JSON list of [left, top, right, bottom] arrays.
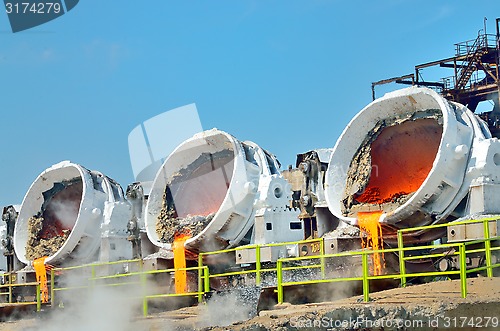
[[372, 18, 500, 137], [0, 19, 499, 319]]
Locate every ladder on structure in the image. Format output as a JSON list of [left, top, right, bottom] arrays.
[[454, 34, 489, 90]]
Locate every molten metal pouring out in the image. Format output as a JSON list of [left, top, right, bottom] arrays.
[[173, 231, 191, 294], [358, 211, 385, 276], [33, 256, 49, 303]]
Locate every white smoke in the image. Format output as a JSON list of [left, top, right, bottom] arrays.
[[37, 263, 170, 331], [47, 199, 79, 229], [42, 288, 139, 331], [197, 290, 256, 328]]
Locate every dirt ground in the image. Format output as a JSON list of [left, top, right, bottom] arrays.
[[1, 277, 499, 331]]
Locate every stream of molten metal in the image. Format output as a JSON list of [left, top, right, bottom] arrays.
[[33, 256, 49, 303], [358, 211, 384, 276], [173, 232, 191, 294]]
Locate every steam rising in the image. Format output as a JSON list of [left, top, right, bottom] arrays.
[[43, 288, 142, 331], [197, 290, 257, 328], [48, 199, 79, 229], [156, 150, 234, 244], [25, 180, 82, 260], [40, 263, 164, 331]]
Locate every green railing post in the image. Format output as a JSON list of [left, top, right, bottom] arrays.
[[459, 244, 467, 298], [142, 295, 148, 317], [8, 273, 12, 303], [320, 238, 326, 279], [198, 254, 205, 303], [203, 267, 210, 295], [397, 230, 406, 287], [276, 260, 283, 304], [36, 283, 41, 312], [255, 246, 261, 286], [140, 261, 148, 317], [50, 268, 55, 308], [362, 252, 370, 302], [90, 264, 96, 288], [483, 219, 493, 277]]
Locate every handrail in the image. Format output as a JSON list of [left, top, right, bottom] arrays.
[[50, 263, 210, 317], [198, 237, 323, 287], [453, 33, 495, 89], [51, 258, 142, 272], [440, 33, 498, 91], [50, 238, 324, 316], [37, 217, 500, 315], [455, 33, 497, 56], [0, 281, 42, 311], [275, 217, 500, 304], [276, 236, 499, 304], [398, 216, 499, 233]]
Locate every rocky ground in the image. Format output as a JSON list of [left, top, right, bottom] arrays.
[[1, 277, 499, 331]]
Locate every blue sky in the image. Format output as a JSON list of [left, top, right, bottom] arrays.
[[0, 1, 499, 207]]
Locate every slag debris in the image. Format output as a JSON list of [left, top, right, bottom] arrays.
[[156, 212, 215, 244], [25, 213, 70, 260]]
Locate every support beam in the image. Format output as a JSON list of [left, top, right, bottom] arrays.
[[416, 56, 468, 70], [372, 74, 414, 100], [476, 60, 499, 82], [416, 81, 445, 88], [440, 63, 467, 69], [395, 80, 415, 85], [372, 74, 414, 87]]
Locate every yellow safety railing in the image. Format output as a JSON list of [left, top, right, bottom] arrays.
[[276, 217, 500, 304], [21, 217, 500, 315], [50, 259, 209, 317], [88, 264, 209, 316], [140, 265, 210, 316], [398, 217, 500, 283], [197, 237, 324, 296], [0, 280, 42, 311], [276, 242, 464, 303], [50, 258, 143, 303]]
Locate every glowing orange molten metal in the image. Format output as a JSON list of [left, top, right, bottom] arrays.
[[358, 211, 384, 275], [356, 118, 442, 204], [173, 232, 191, 294], [33, 256, 49, 303]]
